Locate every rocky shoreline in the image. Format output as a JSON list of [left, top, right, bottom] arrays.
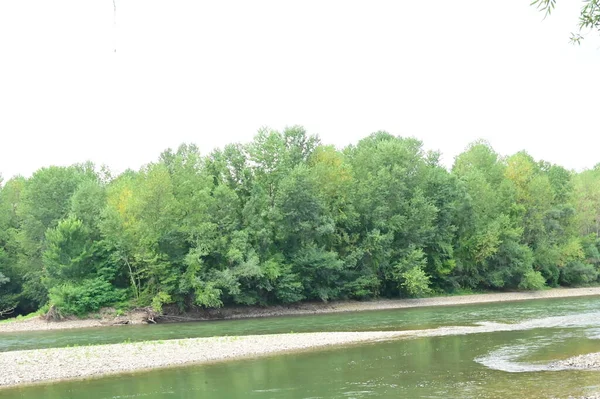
[[1, 286, 600, 334]]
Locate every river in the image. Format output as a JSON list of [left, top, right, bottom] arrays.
[[2, 296, 600, 398]]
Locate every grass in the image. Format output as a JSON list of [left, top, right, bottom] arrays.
[[0, 309, 45, 324]]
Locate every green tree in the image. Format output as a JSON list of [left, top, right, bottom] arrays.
[[4, 128, 597, 316], [0, 177, 24, 313], [101, 163, 179, 308], [452, 143, 540, 289], [345, 132, 440, 297], [532, 0, 600, 44], [16, 165, 97, 308]]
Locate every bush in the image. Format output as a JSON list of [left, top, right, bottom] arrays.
[[274, 273, 305, 304], [518, 269, 546, 290], [194, 281, 224, 308], [343, 275, 380, 299], [49, 278, 126, 316], [559, 262, 599, 286], [401, 267, 432, 297], [151, 292, 172, 313]]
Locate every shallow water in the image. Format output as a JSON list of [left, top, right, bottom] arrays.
[[2, 296, 600, 398], [2, 296, 600, 353], [4, 328, 600, 398]]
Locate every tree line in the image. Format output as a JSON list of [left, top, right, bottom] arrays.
[[1, 128, 599, 317]]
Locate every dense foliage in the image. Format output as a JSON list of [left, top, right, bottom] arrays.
[[1, 128, 599, 316]]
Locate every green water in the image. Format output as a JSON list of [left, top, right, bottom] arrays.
[[2, 296, 600, 398], [2, 296, 600, 352]]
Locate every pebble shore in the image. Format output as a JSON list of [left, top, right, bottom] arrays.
[[2, 321, 600, 388], [550, 352, 600, 371], [0, 331, 406, 387]]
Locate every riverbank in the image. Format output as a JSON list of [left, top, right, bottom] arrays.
[[3, 321, 600, 388], [1, 286, 599, 333], [0, 331, 407, 387]]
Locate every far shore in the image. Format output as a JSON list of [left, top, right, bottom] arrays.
[[1, 286, 600, 334]]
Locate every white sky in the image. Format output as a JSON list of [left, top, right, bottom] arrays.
[[1, 1, 599, 180]]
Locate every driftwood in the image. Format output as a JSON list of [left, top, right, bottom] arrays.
[[0, 305, 16, 318], [158, 315, 204, 322], [44, 305, 63, 321], [136, 307, 159, 324]]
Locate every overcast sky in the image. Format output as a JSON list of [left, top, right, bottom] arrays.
[[1, 1, 599, 179]]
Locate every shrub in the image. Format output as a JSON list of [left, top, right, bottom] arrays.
[[518, 269, 547, 290], [559, 261, 599, 286], [401, 267, 432, 297], [151, 292, 172, 313], [49, 278, 126, 316], [343, 275, 380, 300]]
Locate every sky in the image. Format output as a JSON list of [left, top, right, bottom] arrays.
[[1, 0, 599, 180]]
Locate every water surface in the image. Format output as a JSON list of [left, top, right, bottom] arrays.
[[4, 326, 600, 399], [2, 296, 600, 398], [2, 296, 600, 353]]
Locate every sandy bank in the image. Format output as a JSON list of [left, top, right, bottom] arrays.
[[0, 331, 406, 388], [1, 286, 599, 334]]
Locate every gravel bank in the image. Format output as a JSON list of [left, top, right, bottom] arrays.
[[0, 331, 406, 387], [550, 352, 600, 371], [0, 309, 149, 333], [1, 286, 599, 334], [3, 319, 600, 388], [549, 352, 600, 399], [0, 317, 104, 332]]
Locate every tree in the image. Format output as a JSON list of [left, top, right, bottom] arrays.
[[573, 166, 600, 237], [344, 132, 442, 297], [16, 165, 97, 309], [532, 0, 600, 44], [0, 272, 16, 317], [0, 177, 24, 313], [44, 217, 95, 284], [452, 143, 542, 290], [3, 128, 598, 317], [101, 163, 179, 308]]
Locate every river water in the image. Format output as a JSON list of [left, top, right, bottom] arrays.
[[2, 296, 600, 398]]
